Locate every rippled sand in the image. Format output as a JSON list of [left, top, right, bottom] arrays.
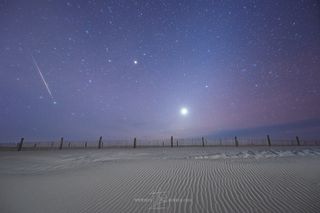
[[1, 147, 320, 212]]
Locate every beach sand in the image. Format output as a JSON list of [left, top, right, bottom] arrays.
[[1, 147, 320, 213]]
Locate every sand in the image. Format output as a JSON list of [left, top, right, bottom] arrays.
[[0, 147, 320, 213]]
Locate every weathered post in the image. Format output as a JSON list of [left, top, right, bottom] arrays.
[[59, 137, 64, 150], [85, 142, 87, 148], [176, 140, 178, 147], [171, 136, 173, 147], [68, 142, 71, 148], [34, 143, 37, 149], [267, 135, 271, 146], [296, 136, 300, 146], [51, 142, 54, 149], [17, 138, 24, 151], [202, 137, 205, 147], [162, 141, 164, 147], [98, 136, 102, 149], [133, 137, 137, 148], [235, 136, 239, 147]]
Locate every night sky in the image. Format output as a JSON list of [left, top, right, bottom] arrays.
[[1, 0, 320, 141]]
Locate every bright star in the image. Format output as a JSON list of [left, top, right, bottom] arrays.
[[133, 60, 138, 64]]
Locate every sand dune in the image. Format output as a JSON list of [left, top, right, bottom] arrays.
[[1, 147, 320, 212]]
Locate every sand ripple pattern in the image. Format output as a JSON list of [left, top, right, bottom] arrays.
[[1, 149, 320, 213], [75, 159, 320, 213]]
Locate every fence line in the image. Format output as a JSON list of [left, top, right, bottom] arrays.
[[0, 135, 320, 151]]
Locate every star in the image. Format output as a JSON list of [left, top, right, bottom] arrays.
[[1, 0, 319, 141]]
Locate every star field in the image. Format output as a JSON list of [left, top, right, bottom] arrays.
[[0, 0, 320, 141]]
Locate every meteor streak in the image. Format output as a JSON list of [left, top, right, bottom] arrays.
[[31, 55, 55, 103]]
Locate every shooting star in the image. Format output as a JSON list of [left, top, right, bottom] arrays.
[[31, 55, 57, 104]]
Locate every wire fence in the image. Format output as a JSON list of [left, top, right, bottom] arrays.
[[1, 135, 320, 151]]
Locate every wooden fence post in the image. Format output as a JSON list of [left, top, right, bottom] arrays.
[[296, 136, 300, 146], [133, 137, 137, 148], [162, 141, 164, 147], [176, 140, 178, 147], [17, 138, 24, 151], [98, 136, 102, 149], [59, 137, 64, 150], [267, 135, 271, 146], [171, 136, 173, 147], [85, 142, 87, 148], [34, 143, 37, 149], [202, 137, 205, 147], [68, 142, 71, 148], [234, 136, 239, 147]]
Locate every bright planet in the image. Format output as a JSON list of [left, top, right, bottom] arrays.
[[180, 107, 188, 116]]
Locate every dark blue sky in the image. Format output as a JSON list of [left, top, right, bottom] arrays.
[[0, 0, 320, 141]]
